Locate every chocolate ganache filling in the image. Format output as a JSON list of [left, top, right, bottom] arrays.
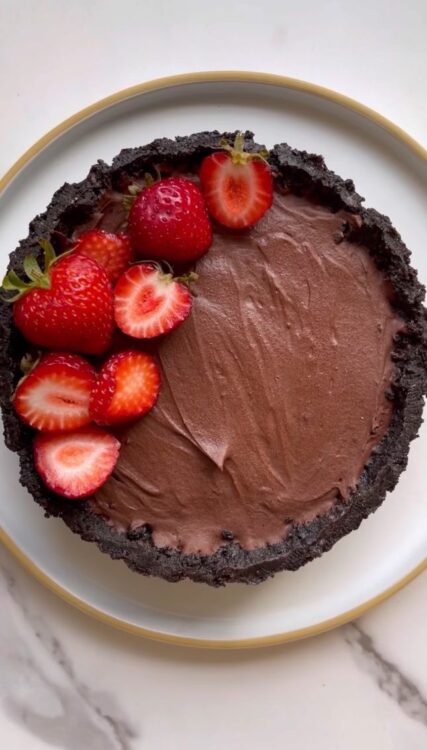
[[88, 189, 402, 555]]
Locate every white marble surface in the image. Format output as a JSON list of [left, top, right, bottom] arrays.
[[0, 1, 426, 748], [1, 545, 426, 750]]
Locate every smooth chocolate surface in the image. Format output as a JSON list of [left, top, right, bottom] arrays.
[[91, 192, 402, 554]]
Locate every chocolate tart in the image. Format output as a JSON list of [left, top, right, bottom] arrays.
[[1, 131, 426, 586]]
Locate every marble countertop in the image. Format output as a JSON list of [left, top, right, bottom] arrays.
[[0, 1, 426, 748], [1, 545, 426, 750]]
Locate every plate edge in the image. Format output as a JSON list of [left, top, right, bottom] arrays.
[[0, 70, 426, 648], [0, 71, 425, 197], [1, 527, 425, 649]]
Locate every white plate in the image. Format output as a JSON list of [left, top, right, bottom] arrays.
[[0, 73, 426, 648]]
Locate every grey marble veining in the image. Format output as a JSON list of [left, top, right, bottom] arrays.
[[1, 542, 426, 750], [345, 622, 427, 727], [0, 560, 138, 750]]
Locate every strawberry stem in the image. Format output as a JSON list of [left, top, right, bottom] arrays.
[[122, 169, 161, 213], [220, 132, 269, 166], [1, 239, 57, 302], [122, 183, 143, 212], [128, 183, 143, 196], [176, 271, 199, 285], [130, 260, 198, 287], [23, 255, 45, 283], [20, 352, 40, 375], [9, 353, 40, 400], [39, 238, 56, 268], [161, 260, 174, 276]]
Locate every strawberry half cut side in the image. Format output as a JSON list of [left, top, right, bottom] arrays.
[[199, 132, 273, 229], [114, 263, 193, 339], [33, 426, 120, 499], [13, 352, 96, 432]]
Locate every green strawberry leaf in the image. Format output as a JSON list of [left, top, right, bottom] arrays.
[[38, 238, 56, 269], [128, 183, 143, 195], [23, 255, 44, 283], [2, 269, 30, 291]]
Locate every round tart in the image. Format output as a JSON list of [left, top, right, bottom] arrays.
[[1, 131, 426, 585]]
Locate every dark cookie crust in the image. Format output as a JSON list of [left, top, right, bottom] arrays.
[[1, 131, 426, 586]]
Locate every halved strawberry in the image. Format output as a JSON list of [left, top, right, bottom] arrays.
[[90, 350, 160, 426], [114, 263, 193, 339], [199, 132, 273, 229], [13, 352, 96, 432], [34, 426, 120, 499], [73, 229, 132, 283]]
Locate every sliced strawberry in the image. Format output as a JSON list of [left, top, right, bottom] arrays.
[[13, 352, 96, 432], [34, 426, 120, 499], [199, 132, 273, 229], [114, 263, 193, 339], [90, 350, 160, 426], [73, 229, 132, 283]]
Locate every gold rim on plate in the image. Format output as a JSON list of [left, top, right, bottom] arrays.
[[0, 71, 426, 649]]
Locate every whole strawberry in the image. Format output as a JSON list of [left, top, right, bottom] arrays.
[[127, 176, 212, 263], [3, 241, 114, 355]]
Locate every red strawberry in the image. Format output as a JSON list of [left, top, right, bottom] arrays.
[[90, 350, 160, 426], [73, 229, 132, 283], [3, 241, 114, 355], [13, 352, 96, 432], [127, 176, 212, 263], [199, 132, 273, 228], [114, 263, 193, 339], [34, 426, 120, 499]]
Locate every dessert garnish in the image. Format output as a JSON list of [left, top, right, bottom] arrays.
[[2, 241, 114, 355], [199, 132, 273, 228], [128, 176, 212, 262], [13, 352, 96, 432], [89, 350, 160, 426], [114, 262, 196, 339], [33, 426, 120, 499]]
